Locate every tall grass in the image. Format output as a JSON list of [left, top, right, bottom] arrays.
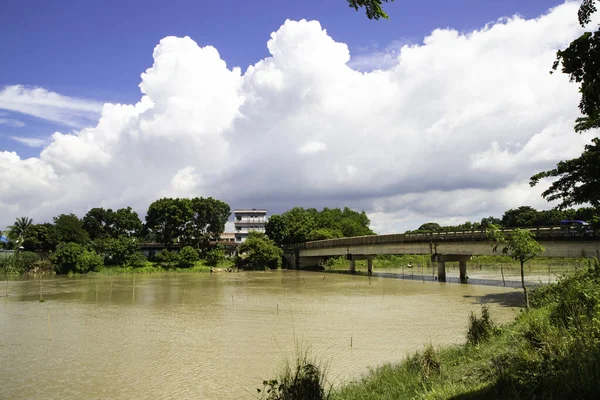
[[258, 349, 332, 400], [273, 259, 600, 399]]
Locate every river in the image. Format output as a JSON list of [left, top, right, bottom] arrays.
[[1, 270, 521, 399]]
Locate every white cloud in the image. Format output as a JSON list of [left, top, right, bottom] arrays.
[[0, 118, 25, 127], [299, 141, 327, 155], [0, 85, 103, 128], [10, 136, 48, 148], [0, 2, 596, 232]]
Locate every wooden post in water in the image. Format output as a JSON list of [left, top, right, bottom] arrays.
[[109, 280, 113, 301], [132, 276, 136, 304], [39, 273, 43, 302], [47, 311, 51, 341], [231, 295, 234, 308], [182, 284, 186, 305]]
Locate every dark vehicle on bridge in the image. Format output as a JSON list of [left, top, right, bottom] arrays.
[[560, 220, 593, 236]]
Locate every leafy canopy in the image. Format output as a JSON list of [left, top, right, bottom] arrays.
[[347, 0, 394, 20], [530, 1, 600, 210]]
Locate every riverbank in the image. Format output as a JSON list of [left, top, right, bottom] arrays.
[[261, 259, 600, 399]]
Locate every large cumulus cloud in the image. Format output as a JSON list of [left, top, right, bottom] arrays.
[[1, 2, 596, 233]]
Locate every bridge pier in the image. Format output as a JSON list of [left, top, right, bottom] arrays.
[[459, 261, 468, 284], [431, 254, 472, 283], [346, 254, 375, 275], [367, 259, 373, 276], [349, 260, 356, 273]]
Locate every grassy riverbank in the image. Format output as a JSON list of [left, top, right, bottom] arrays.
[[262, 259, 600, 399], [88, 259, 235, 275]]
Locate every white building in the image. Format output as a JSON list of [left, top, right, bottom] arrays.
[[234, 209, 267, 243]]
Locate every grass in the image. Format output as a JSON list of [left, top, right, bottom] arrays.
[[266, 259, 600, 399], [323, 254, 588, 275], [91, 259, 234, 275]]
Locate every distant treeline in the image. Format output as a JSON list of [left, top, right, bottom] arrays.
[[265, 207, 374, 246], [411, 206, 599, 233], [0, 197, 231, 274]]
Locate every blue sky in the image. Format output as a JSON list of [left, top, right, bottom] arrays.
[[0, 0, 591, 231], [1, 0, 565, 154]]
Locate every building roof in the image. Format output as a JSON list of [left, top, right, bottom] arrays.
[[233, 209, 267, 213]]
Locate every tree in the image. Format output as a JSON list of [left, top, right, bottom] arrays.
[[503, 229, 544, 308], [145, 198, 193, 246], [417, 222, 442, 231], [186, 197, 231, 250], [265, 214, 289, 246], [347, 0, 394, 20], [205, 245, 226, 267], [53, 214, 89, 244], [237, 232, 283, 270], [92, 235, 139, 265], [178, 246, 199, 268], [112, 207, 143, 238], [21, 223, 58, 252], [7, 216, 33, 245], [155, 249, 179, 268], [51, 242, 103, 274], [83, 207, 114, 240], [530, 1, 600, 209]]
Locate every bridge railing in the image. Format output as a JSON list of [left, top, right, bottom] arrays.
[[283, 226, 597, 251]]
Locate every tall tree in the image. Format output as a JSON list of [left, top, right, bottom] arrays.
[[530, 1, 600, 209], [112, 207, 143, 238], [83, 207, 114, 240], [187, 197, 231, 249], [347, 0, 394, 20], [7, 217, 33, 246], [53, 214, 89, 244]]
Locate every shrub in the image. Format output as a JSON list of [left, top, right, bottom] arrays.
[[258, 351, 331, 400], [466, 304, 496, 345], [205, 246, 225, 267], [237, 232, 282, 270], [51, 242, 103, 274], [92, 235, 139, 265], [156, 249, 179, 268], [77, 249, 103, 273], [13, 251, 39, 272], [51, 242, 85, 274], [125, 252, 148, 269], [178, 246, 199, 268]]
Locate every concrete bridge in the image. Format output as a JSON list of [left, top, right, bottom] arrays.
[[283, 227, 600, 283]]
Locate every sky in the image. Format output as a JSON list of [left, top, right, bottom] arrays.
[[0, 0, 597, 233]]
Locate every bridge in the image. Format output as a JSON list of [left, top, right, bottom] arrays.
[[283, 226, 600, 283]]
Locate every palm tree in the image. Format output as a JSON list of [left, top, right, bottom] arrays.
[[7, 217, 33, 245]]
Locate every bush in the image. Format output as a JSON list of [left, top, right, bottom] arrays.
[[237, 232, 282, 270], [51, 242, 103, 274], [258, 351, 331, 400], [156, 249, 179, 268], [205, 246, 225, 267], [126, 252, 148, 269], [13, 251, 40, 272], [77, 249, 103, 273], [92, 236, 139, 265], [466, 304, 496, 345], [178, 246, 199, 268]]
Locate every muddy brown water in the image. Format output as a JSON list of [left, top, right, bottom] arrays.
[[0, 270, 521, 399]]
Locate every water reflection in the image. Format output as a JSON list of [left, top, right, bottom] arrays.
[[1, 270, 519, 399]]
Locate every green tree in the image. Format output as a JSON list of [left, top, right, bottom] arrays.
[[112, 207, 143, 238], [83, 207, 114, 240], [205, 245, 226, 267], [51, 242, 103, 274], [53, 214, 89, 244], [177, 246, 200, 268], [307, 228, 343, 241], [503, 229, 545, 308], [145, 198, 194, 245], [347, 0, 394, 20], [237, 232, 283, 270], [21, 223, 58, 252], [7, 216, 33, 246], [417, 222, 442, 231], [125, 252, 148, 269], [186, 197, 231, 249], [265, 214, 289, 246], [92, 235, 139, 265], [155, 249, 179, 268], [530, 1, 600, 210]]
